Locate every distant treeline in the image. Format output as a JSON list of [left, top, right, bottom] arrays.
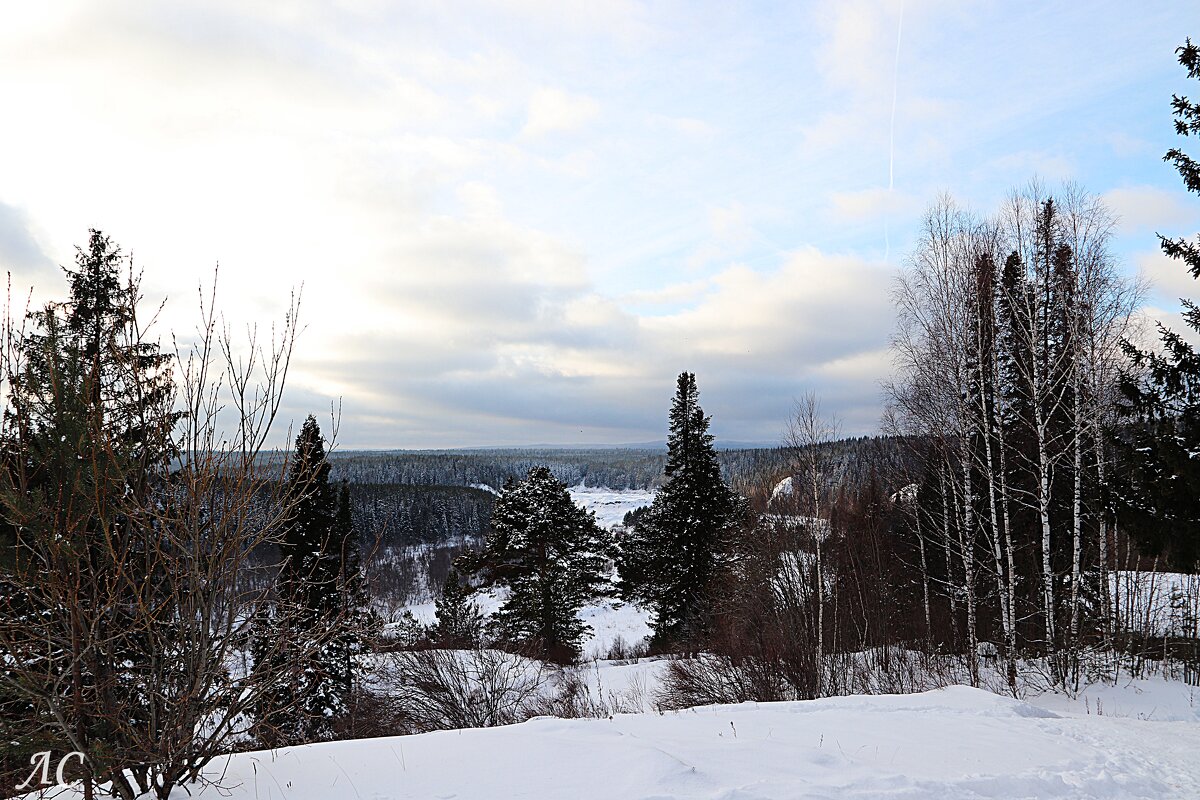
[[327, 438, 915, 497], [347, 483, 495, 548], [328, 448, 671, 490]]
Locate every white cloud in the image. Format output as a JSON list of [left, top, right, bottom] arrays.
[[2, 1, 1195, 446], [647, 114, 717, 140], [828, 188, 921, 222], [522, 88, 601, 137], [620, 278, 713, 310], [1104, 186, 1195, 235], [812, 0, 901, 95], [1137, 248, 1199, 304]]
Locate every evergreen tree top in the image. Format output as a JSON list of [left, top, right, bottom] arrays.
[[664, 372, 718, 481], [291, 415, 330, 485], [65, 230, 130, 345]]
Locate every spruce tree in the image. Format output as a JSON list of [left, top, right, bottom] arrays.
[[1116, 38, 1200, 571], [464, 466, 610, 661], [327, 480, 371, 713], [432, 566, 485, 647], [0, 231, 180, 794], [252, 417, 367, 744], [617, 372, 748, 647]]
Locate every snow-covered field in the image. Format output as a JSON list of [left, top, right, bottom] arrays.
[[67, 682, 1200, 799], [568, 483, 655, 529], [348, 486, 1200, 797], [400, 590, 652, 659]]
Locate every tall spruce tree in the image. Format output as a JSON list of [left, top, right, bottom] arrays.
[[327, 480, 371, 713], [617, 372, 748, 647], [252, 416, 367, 744], [0, 231, 180, 797], [1116, 38, 1200, 571], [463, 466, 610, 661]]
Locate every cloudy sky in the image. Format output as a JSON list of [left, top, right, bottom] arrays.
[[1, 1, 1198, 447]]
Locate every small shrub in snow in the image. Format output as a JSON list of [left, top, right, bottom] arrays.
[[380, 647, 552, 733]]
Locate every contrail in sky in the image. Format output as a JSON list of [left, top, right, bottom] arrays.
[[885, 0, 904, 263]]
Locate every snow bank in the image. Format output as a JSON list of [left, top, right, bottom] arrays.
[[70, 684, 1200, 799]]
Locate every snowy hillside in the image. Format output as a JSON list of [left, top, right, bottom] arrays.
[[568, 484, 655, 529], [59, 684, 1200, 799]]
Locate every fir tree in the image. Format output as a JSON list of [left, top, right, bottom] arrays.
[[463, 466, 610, 662], [617, 372, 748, 647], [279, 416, 339, 617], [1116, 38, 1200, 571]]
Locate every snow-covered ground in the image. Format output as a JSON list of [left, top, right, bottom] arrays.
[[67, 683, 1200, 799], [568, 483, 655, 529], [400, 589, 652, 658], [578, 598, 652, 658], [1030, 673, 1200, 722]]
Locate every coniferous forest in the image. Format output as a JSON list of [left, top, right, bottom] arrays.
[[2, 18, 1200, 800]]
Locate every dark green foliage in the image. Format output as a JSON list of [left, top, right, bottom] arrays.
[[463, 466, 611, 661], [621, 504, 651, 529], [431, 567, 485, 647], [1115, 39, 1200, 572], [279, 416, 340, 616], [342, 484, 492, 604], [0, 231, 180, 794], [252, 416, 371, 745], [328, 447, 672, 489], [617, 373, 749, 648], [345, 483, 495, 548], [325, 446, 801, 494]]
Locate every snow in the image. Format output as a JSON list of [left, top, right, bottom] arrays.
[[57, 684, 1200, 799], [568, 484, 655, 529], [769, 475, 795, 500], [397, 589, 653, 658], [1030, 674, 1200, 722], [579, 599, 653, 658], [1111, 570, 1200, 637]]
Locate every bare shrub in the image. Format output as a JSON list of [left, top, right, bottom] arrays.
[[603, 634, 649, 663], [657, 515, 823, 710], [377, 648, 552, 733], [656, 654, 765, 710]]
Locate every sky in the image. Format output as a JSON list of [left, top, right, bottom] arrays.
[[1, 1, 1198, 448]]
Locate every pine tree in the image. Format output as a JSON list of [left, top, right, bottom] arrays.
[[1116, 38, 1200, 571], [617, 372, 748, 648], [464, 466, 610, 662]]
